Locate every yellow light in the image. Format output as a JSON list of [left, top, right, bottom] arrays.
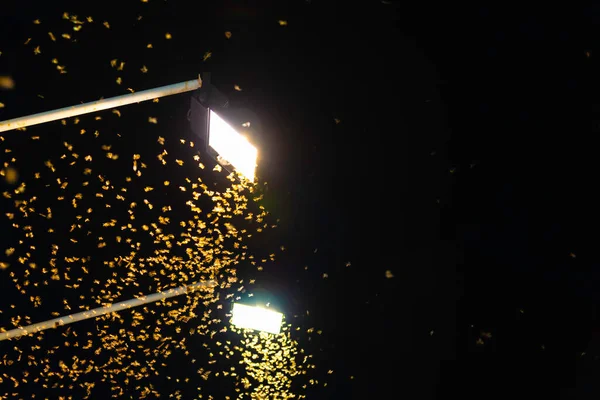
[[208, 110, 257, 182], [231, 303, 282, 334]]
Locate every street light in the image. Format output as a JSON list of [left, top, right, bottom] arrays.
[[0, 73, 259, 182], [207, 110, 258, 182], [188, 73, 258, 182], [231, 303, 283, 335], [0, 283, 285, 340]]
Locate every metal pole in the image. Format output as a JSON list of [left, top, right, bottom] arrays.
[[0, 76, 202, 133], [0, 280, 216, 341]]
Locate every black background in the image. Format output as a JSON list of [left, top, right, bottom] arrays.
[[1, 0, 600, 398]]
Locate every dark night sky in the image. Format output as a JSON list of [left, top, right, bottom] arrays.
[[1, 1, 600, 398]]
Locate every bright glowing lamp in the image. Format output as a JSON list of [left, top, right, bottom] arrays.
[[208, 110, 257, 182], [231, 303, 283, 334]]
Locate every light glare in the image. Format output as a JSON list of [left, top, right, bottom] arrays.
[[208, 110, 257, 182], [231, 303, 283, 334]]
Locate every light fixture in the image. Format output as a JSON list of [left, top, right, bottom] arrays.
[[230, 303, 283, 334], [188, 73, 258, 182], [207, 110, 257, 182]]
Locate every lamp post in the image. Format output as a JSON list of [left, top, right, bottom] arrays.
[[0, 77, 202, 133], [0, 281, 216, 341]]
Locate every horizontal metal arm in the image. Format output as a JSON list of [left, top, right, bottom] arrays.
[[0, 77, 202, 133], [0, 280, 216, 341]]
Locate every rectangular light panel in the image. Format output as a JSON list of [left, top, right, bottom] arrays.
[[231, 303, 283, 334], [208, 110, 258, 182]]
